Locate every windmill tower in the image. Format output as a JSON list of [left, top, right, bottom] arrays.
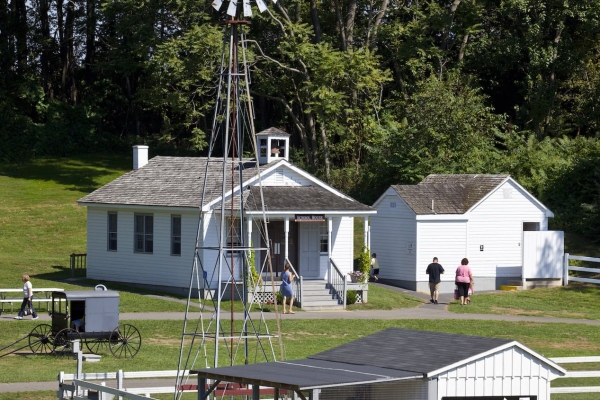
[[174, 1, 284, 398]]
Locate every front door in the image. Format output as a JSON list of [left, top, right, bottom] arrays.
[[299, 223, 320, 278]]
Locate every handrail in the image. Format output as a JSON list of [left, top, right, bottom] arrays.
[[329, 258, 346, 309]]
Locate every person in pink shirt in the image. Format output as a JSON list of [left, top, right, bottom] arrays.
[[455, 258, 473, 306]]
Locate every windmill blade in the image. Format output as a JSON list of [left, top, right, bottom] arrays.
[[226, 0, 238, 16], [256, 0, 267, 12], [212, 0, 223, 11], [243, 0, 252, 17]]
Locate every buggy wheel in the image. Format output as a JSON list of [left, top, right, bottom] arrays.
[[109, 324, 141, 359], [85, 338, 110, 355], [29, 324, 53, 354], [53, 328, 81, 357]]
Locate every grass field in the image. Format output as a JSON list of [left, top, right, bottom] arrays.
[[2, 155, 600, 399]]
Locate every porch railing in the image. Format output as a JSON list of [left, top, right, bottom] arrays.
[[329, 258, 347, 309], [70, 253, 87, 278]]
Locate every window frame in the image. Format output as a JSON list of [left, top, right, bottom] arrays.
[[319, 222, 328, 253], [134, 213, 154, 254], [171, 215, 182, 256], [107, 212, 118, 251]]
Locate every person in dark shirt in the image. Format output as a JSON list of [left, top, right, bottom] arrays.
[[426, 257, 444, 304]]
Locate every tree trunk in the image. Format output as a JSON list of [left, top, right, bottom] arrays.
[[85, 0, 96, 86], [368, 0, 389, 49], [14, 0, 27, 72], [309, 0, 321, 43], [345, 0, 356, 50], [65, 0, 76, 104], [458, 33, 469, 62], [57, 0, 66, 101], [333, 0, 347, 51], [319, 124, 331, 180], [40, 0, 51, 96]]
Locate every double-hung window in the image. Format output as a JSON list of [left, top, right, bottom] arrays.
[[320, 222, 328, 253], [107, 212, 118, 251], [171, 215, 181, 256], [134, 214, 153, 253]]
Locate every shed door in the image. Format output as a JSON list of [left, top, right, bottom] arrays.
[[299, 223, 320, 277]]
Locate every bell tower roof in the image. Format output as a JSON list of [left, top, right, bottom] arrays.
[[256, 128, 290, 165]]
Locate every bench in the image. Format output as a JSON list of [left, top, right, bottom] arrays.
[[0, 297, 53, 315], [0, 288, 63, 314]]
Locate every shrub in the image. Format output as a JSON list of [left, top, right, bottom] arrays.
[[346, 290, 358, 305], [276, 290, 283, 305], [358, 246, 371, 280]]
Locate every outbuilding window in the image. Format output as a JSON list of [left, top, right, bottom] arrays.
[[171, 215, 181, 256], [107, 212, 118, 251], [134, 214, 153, 253]]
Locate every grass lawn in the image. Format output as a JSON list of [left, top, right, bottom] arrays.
[[1, 318, 600, 383], [448, 282, 600, 320]]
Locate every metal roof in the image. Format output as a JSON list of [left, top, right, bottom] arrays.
[[193, 358, 420, 391], [53, 290, 120, 301]]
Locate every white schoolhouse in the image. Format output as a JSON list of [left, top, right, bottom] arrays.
[[370, 174, 564, 293], [78, 128, 375, 297]]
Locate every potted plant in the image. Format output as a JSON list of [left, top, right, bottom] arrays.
[[348, 270, 365, 283]]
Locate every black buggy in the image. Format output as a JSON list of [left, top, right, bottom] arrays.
[[28, 289, 142, 358]]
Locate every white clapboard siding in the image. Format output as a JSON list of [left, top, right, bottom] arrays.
[[331, 216, 354, 276], [87, 208, 197, 288], [416, 220, 467, 282], [371, 191, 417, 281], [435, 346, 556, 399], [260, 167, 310, 187], [466, 180, 548, 277]]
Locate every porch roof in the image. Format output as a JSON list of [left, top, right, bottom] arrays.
[[242, 186, 374, 213]]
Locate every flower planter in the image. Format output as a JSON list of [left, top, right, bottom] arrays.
[[350, 275, 358, 283]]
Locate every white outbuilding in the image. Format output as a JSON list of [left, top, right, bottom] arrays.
[[370, 174, 564, 293], [192, 327, 566, 400]]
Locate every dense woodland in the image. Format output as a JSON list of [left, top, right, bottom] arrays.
[[0, 0, 598, 238]]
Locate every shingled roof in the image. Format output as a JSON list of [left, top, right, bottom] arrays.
[[391, 174, 509, 215], [78, 156, 274, 208], [243, 186, 373, 212]]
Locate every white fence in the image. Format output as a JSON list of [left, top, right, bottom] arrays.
[[563, 253, 600, 285], [550, 356, 600, 394]]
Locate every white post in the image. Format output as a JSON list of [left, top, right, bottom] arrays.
[[363, 217, 368, 250], [327, 217, 332, 282], [74, 339, 82, 397], [284, 217, 289, 263], [563, 252, 570, 286], [117, 369, 124, 400]]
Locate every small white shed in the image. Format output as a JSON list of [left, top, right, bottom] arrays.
[[370, 174, 564, 293], [192, 328, 566, 400]]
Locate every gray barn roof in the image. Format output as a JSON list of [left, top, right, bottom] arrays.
[[391, 174, 509, 215], [192, 328, 519, 391]]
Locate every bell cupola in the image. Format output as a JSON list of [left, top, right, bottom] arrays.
[[256, 127, 290, 165]]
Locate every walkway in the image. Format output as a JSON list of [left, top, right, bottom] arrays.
[[1, 283, 598, 393]]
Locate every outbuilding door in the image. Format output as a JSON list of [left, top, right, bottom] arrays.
[[522, 231, 564, 279], [299, 223, 320, 277]]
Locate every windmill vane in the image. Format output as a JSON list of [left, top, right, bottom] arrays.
[[212, 0, 276, 17]]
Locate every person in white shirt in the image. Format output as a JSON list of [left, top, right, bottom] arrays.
[[15, 274, 38, 320]]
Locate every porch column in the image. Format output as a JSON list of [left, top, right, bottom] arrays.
[[364, 216, 369, 250], [285, 217, 289, 263], [328, 217, 332, 281], [247, 216, 253, 249]]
